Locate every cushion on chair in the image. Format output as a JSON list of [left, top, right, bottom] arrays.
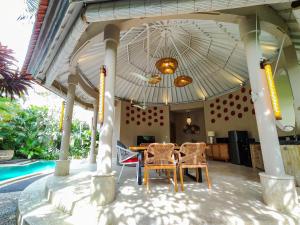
[[122, 157, 138, 163]]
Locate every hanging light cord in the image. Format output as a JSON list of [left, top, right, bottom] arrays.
[[273, 35, 286, 78]]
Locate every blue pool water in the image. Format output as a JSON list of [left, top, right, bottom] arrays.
[[0, 161, 55, 181]]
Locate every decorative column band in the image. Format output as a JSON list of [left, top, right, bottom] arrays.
[[98, 65, 106, 124], [262, 63, 282, 120]]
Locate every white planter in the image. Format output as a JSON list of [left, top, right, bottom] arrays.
[[0, 150, 14, 161]]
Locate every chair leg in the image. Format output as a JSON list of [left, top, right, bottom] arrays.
[[179, 166, 184, 192], [167, 170, 171, 184], [118, 164, 125, 183], [144, 167, 147, 185], [205, 166, 212, 189], [195, 168, 199, 182], [173, 168, 178, 192], [145, 168, 150, 191]]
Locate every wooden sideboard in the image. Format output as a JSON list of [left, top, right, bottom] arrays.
[[250, 144, 264, 170], [206, 144, 229, 162], [280, 145, 300, 186]]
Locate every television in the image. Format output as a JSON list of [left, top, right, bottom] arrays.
[[137, 136, 155, 146]]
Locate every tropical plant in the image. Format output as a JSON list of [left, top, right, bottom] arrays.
[[0, 105, 60, 159], [0, 102, 94, 160], [0, 43, 32, 98], [69, 120, 92, 159], [18, 0, 39, 22], [0, 97, 21, 121]]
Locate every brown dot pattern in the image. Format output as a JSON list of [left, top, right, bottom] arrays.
[[208, 87, 255, 123]]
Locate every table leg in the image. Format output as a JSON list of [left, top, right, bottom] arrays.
[[137, 152, 143, 185], [184, 168, 202, 183]]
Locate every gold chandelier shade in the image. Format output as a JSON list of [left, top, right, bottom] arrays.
[[174, 75, 193, 87], [148, 75, 162, 85], [155, 57, 178, 74]]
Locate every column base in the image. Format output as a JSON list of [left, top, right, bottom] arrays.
[[54, 160, 70, 176], [259, 172, 299, 213], [89, 154, 97, 164], [90, 173, 116, 206]]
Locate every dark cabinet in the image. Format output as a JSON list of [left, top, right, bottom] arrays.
[[228, 131, 252, 167]]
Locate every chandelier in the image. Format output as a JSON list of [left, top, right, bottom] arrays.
[[155, 57, 178, 74], [174, 75, 193, 87], [148, 75, 162, 85]]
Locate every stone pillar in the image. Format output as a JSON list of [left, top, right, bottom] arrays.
[[90, 24, 120, 206], [240, 17, 298, 212], [55, 75, 78, 176], [89, 101, 99, 164], [283, 45, 300, 135]]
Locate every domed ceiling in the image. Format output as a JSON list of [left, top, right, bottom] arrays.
[[77, 19, 278, 104]]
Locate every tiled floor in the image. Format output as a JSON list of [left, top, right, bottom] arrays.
[[0, 175, 47, 225], [18, 160, 300, 225]]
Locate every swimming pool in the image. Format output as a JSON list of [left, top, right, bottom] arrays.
[[0, 161, 55, 182]]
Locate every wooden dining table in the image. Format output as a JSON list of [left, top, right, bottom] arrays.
[[129, 146, 203, 185]]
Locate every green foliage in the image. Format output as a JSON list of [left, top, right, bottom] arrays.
[[0, 97, 21, 121], [70, 120, 92, 159], [0, 105, 60, 159], [0, 100, 94, 160]]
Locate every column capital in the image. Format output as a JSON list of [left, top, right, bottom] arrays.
[[68, 74, 79, 86], [104, 24, 120, 45], [239, 16, 260, 41]]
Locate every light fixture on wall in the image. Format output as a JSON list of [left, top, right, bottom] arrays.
[[263, 62, 282, 120], [98, 65, 106, 124], [183, 114, 200, 134], [186, 116, 192, 125], [59, 101, 65, 132]]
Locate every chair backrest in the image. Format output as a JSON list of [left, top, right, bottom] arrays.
[[145, 143, 175, 165], [117, 140, 127, 149], [139, 143, 150, 147], [116, 145, 136, 164], [179, 142, 207, 165]]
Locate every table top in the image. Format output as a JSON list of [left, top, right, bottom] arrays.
[[129, 146, 180, 151]]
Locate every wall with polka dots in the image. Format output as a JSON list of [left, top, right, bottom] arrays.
[[204, 86, 259, 140], [119, 101, 170, 146]]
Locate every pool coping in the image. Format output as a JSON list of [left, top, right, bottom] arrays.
[[0, 160, 48, 167], [0, 169, 54, 187]]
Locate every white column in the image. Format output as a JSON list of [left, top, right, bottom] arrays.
[[240, 17, 285, 176], [89, 101, 98, 164], [97, 27, 119, 174], [91, 24, 120, 206], [55, 75, 78, 176], [283, 45, 300, 135], [240, 17, 298, 212]]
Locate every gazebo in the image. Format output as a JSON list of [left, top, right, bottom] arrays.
[[19, 0, 300, 224]]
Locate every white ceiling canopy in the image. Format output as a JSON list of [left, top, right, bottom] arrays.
[[77, 19, 279, 104]]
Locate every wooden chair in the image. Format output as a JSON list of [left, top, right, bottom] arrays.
[[139, 143, 151, 147], [178, 142, 212, 191], [144, 143, 178, 192]]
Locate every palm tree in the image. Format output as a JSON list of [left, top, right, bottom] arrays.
[[18, 0, 39, 22], [0, 43, 32, 98]]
